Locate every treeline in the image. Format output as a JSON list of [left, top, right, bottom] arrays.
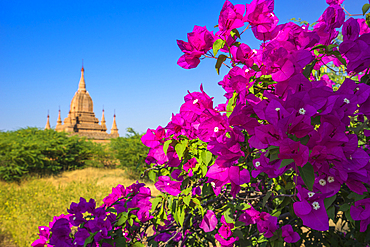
[[0, 127, 149, 182]]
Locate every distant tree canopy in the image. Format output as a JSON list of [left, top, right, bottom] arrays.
[[109, 127, 150, 177], [0, 127, 149, 182]]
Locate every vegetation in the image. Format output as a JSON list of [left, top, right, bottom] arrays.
[[109, 127, 149, 178], [0, 168, 158, 247], [0, 127, 149, 182]]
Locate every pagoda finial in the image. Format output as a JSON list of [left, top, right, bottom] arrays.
[[101, 107, 107, 131], [45, 111, 51, 130], [56, 107, 62, 127], [110, 111, 119, 136], [78, 63, 86, 92]]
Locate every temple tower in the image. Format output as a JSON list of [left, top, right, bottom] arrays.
[[53, 66, 119, 141], [45, 113, 51, 130]]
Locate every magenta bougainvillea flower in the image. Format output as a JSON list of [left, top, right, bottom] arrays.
[[155, 176, 182, 196], [200, 210, 218, 232], [183, 158, 198, 176], [244, 0, 278, 35], [177, 26, 215, 69], [281, 225, 300, 243], [216, 0, 245, 38], [350, 198, 370, 232], [293, 186, 329, 231]]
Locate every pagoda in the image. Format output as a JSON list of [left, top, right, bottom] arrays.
[[47, 66, 119, 142]]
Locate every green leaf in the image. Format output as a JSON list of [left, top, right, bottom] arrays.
[[226, 91, 238, 117], [192, 197, 201, 205], [332, 50, 347, 66], [303, 59, 317, 79], [327, 206, 335, 221], [213, 39, 225, 56], [363, 4, 370, 15], [339, 204, 350, 212], [150, 197, 162, 212], [298, 162, 315, 191], [251, 64, 261, 72], [183, 195, 191, 206], [324, 194, 337, 210], [223, 208, 234, 223], [163, 140, 172, 155], [84, 234, 95, 247], [177, 205, 185, 226], [114, 236, 127, 247], [236, 203, 251, 211], [311, 44, 327, 51], [271, 209, 281, 217], [148, 169, 157, 183], [270, 153, 279, 161], [279, 159, 294, 169], [233, 229, 244, 240], [132, 242, 145, 247], [267, 145, 279, 151], [361, 73, 369, 84], [116, 212, 128, 226], [215, 54, 228, 75], [200, 164, 207, 177], [262, 191, 272, 207], [106, 207, 117, 213], [345, 209, 354, 223], [101, 238, 115, 246], [230, 28, 241, 39], [285, 182, 295, 190], [347, 192, 367, 201], [201, 150, 212, 166], [175, 140, 188, 158]]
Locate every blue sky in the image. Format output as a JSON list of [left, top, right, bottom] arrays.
[[0, 0, 366, 135]]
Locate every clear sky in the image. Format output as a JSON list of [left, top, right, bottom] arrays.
[[0, 0, 366, 135]]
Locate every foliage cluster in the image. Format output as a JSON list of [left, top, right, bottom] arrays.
[[0, 127, 148, 182], [109, 128, 150, 178], [0, 128, 94, 181]]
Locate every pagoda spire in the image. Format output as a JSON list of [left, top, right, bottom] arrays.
[[56, 108, 62, 128], [110, 112, 119, 136], [101, 108, 107, 131], [45, 111, 51, 130], [78, 62, 86, 93]]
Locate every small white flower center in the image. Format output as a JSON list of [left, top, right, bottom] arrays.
[[167, 183, 170, 186], [245, 68, 250, 73], [73, 217, 76, 220], [123, 232, 126, 236], [308, 192, 315, 198], [328, 176, 335, 183], [252, 49, 257, 54], [302, 26, 306, 29], [319, 179, 326, 186], [100, 230, 102, 232], [255, 161, 261, 167], [270, 13, 275, 17], [193, 99, 199, 104], [356, 87, 359, 90], [74, 243, 77, 245], [275, 108, 280, 111], [211, 182, 216, 188], [349, 156, 353, 160], [299, 108, 306, 115], [312, 201, 320, 210], [344, 98, 350, 104], [41, 227, 44, 231], [214, 127, 219, 132]]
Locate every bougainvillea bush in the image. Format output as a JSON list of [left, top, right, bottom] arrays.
[[32, 0, 370, 246]]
